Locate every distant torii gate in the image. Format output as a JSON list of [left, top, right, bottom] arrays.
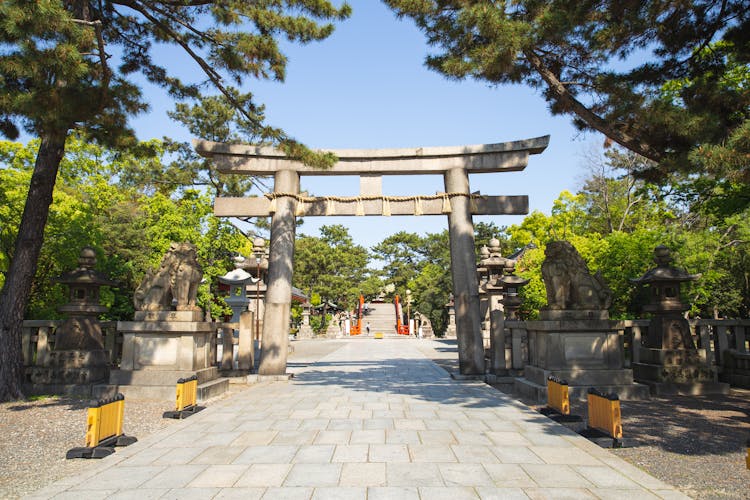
[[195, 136, 549, 376]]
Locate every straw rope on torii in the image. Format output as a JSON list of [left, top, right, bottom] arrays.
[[195, 136, 550, 377], [264, 191, 488, 216], [216, 190, 528, 217]]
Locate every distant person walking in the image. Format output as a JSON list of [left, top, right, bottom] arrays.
[[366, 322, 371, 335]]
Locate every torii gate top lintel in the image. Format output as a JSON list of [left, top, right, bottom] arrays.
[[193, 135, 549, 175]]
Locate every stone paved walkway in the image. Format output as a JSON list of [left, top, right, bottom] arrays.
[[28, 338, 689, 499]]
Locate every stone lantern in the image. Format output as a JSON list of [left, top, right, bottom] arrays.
[[32, 247, 116, 387], [479, 239, 507, 292], [498, 258, 529, 320], [218, 255, 257, 373], [444, 294, 457, 338], [54, 247, 116, 352], [298, 302, 314, 339], [479, 238, 511, 375], [218, 256, 255, 323], [239, 237, 268, 344], [631, 245, 727, 394], [631, 246, 700, 349]]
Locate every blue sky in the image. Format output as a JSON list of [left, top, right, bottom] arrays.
[[130, 1, 602, 250]]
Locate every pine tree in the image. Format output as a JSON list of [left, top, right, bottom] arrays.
[[384, 0, 749, 181], [0, 0, 350, 401]]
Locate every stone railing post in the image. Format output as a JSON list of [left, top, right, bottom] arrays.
[[221, 325, 234, 370], [21, 324, 33, 366], [238, 311, 254, 371], [36, 327, 50, 367]]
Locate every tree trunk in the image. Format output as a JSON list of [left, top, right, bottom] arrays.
[[0, 131, 67, 402]]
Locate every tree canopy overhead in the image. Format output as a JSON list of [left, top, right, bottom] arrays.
[[0, 0, 351, 401], [385, 0, 749, 182]]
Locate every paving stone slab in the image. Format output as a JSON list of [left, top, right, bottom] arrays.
[[29, 339, 685, 500]]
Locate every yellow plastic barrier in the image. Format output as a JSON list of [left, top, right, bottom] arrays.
[[163, 375, 204, 419], [547, 376, 570, 416], [374, 332, 383, 339], [176, 375, 198, 412], [67, 393, 136, 459], [85, 394, 125, 447], [587, 388, 623, 439]]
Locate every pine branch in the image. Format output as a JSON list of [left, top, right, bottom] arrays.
[[524, 49, 663, 163], [73, 18, 112, 112]]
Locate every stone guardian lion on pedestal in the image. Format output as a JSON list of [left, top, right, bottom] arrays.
[[541, 241, 611, 310], [134, 242, 203, 311]]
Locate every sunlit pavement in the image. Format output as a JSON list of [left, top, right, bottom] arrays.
[[28, 338, 688, 499]]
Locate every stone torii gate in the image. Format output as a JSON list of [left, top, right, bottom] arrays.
[[195, 136, 549, 376]]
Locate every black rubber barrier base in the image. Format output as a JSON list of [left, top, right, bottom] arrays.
[[163, 405, 205, 420], [577, 427, 634, 448], [539, 407, 583, 423], [66, 434, 138, 459]]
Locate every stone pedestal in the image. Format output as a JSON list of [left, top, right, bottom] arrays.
[[298, 307, 314, 339], [633, 317, 728, 395], [444, 305, 457, 338], [298, 324, 314, 339], [95, 311, 228, 400], [326, 318, 342, 338], [28, 349, 110, 395], [515, 312, 650, 401]]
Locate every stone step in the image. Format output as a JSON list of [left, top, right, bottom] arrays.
[[109, 366, 219, 386], [197, 377, 230, 401], [513, 377, 651, 402], [362, 303, 398, 334], [93, 373, 229, 402]]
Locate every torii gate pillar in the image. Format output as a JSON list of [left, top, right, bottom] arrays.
[[445, 168, 484, 374], [258, 169, 299, 375]]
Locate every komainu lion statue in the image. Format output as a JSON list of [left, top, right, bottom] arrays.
[[134, 242, 203, 311], [541, 241, 611, 310]]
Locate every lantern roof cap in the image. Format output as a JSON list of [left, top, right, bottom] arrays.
[[54, 247, 117, 286], [631, 245, 701, 284]]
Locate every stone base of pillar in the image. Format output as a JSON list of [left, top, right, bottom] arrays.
[[297, 324, 314, 339], [515, 365, 650, 402], [633, 347, 729, 395], [444, 325, 457, 338], [25, 349, 111, 397]]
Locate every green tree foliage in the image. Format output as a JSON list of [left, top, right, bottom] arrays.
[[294, 225, 374, 311], [166, 90, 270, 198], [507, 145, 750, 319], [0, 136, 248, 321], [385, 0, 749, 182], [371, 231, 426, 294], [0, 0, 350, 400]]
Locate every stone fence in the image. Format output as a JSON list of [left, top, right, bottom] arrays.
[[501, 318, 750, 387], [22, 317, 750, 388], [21, 320, 235, 379]]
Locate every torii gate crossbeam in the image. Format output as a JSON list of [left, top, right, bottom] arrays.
[[195, 136, 549, 376]]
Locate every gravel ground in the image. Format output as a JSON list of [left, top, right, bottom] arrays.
[[607, 392, 750, 500], [1, 338, 749, 499], [0, 394, 179, 498]]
